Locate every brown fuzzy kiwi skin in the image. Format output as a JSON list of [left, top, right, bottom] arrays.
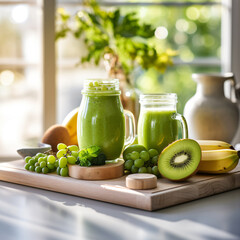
[[41, 124, 70, 152], [157, 139, 202, 182]]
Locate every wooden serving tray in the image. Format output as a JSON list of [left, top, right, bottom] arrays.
[[0, 160, 239, 211]]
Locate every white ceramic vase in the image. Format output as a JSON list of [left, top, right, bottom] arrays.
[[183, 73, 239, 143]]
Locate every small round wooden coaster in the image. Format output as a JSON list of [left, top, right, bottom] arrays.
[[126, 173, 157, 190]]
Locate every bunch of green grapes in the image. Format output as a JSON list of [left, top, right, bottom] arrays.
[[24, 153, 57, 174], [56, 143, 79, 176], [123, 145, 160, 177], [24, 143, 79, 177]]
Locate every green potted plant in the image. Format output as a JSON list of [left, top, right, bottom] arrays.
[[56, 0, 175, 121]]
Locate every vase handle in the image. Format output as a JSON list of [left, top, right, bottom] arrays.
[[124, 110, 135, 146], [172, 113, 188, 139]]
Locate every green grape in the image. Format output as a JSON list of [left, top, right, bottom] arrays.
[[124, 160, 134, 170], [40, 161, 46, 168], [125, 153, 132, 160], [56, 167, 61, 175], [29, 159, 36, 166], [140, 151, 150, 162], [57, 149, 67, 159], [67, 145, 79, 152], [42, 167, 49, 174], [134, 159, 144, 168], [60, 167, 68, 177], [24, 163, 31, 170], [59, 157, 67, 168], [24, 156, 32, 163], [47, 162, 55, 170], [67, 155, 76, 165], [35, 166, 42, 173], [130, 151, 140, 160], [138, 167, 147, 173], [29, 165, 35, 171], [71, 151, 78, 159], [35, 162, 40, 167], [151, 155, 158, 165], [38, 157, 44, 163], [131, 165, 139, 173], [152, 166, 159, 176], [54, 160, 59, 168], [57, 143, 67, 151], [147, 167, 152, 173], [47, 155, 56, 164], [94, 81, 99, 87], [36, 153, 45, 158], [148, 149, 159, 158]]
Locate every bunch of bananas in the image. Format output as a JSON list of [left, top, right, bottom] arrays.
[[196, 140, 240, 174]]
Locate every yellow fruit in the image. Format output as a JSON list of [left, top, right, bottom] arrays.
[[62, 108, 79, 145], [198, 149, 240, 174], [196, 140, 233, 151]]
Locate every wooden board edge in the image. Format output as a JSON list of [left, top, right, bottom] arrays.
[[150, 171, 240, 211], [0, 166, 153, 211]]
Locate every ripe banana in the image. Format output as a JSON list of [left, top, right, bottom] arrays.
[[196, 140, 234, 151], [198, 149, 240, 174], [62, 107, 79, 145]]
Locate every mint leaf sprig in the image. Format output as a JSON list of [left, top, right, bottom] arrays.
[[76, 146, 106, 167]]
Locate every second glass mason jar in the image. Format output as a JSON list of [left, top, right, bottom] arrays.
[[137, 94, 188, 153], [77, 79, 135, 160]]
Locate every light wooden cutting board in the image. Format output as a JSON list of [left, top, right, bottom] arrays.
[[0, 160, 239, 211]]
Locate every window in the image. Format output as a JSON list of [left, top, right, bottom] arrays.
[[0, 0, 239, 159]]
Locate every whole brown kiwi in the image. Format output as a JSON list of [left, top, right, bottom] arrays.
[[41, 124, 70, 152]]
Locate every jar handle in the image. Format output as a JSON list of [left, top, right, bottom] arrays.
[[124, 110, 135, 146], [172, 113, 188, 139]]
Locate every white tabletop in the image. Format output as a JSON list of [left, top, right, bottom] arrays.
[[0, 180, 239, 240]]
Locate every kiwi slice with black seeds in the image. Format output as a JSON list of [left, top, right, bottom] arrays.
[[158, 139, 201, 181]]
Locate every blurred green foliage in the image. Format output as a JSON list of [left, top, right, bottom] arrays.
[[56, 0, 176, 81], [56, 1, 222, 113]]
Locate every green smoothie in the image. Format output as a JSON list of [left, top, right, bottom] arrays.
[[77, 95, 125, 160], [138, 109, 178, 153]]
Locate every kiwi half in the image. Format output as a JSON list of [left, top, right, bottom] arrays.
[[158, 139, 201, 181]]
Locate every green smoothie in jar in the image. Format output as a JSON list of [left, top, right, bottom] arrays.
[[138, 94, 188, 153], [77, 79, 135, 160]]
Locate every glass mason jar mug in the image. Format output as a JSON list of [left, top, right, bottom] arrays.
[[137, 94, 188, 153], [77, 79, 135, 160]]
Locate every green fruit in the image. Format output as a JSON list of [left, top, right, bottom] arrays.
[[29, 165, 35, 172], [24, 156, 32, 163], [42, 167, 49, 174], [123, 144, 147, 160], [148, 149, 159, 158], [40, 161, 46, 168], [24, 163, 31, 170], [130, 151, 140, 160], [147, 167, 152, 173], [60, 167, 68, 177], [124, 160, 134, 170], [35, 166, 42, 173], [134, 159, 144, 168], [131, 165, 139, 173], [158, 139, 201, 181], [140, 151, 150, 162], [151, 155, 158, 165], [56, 167, 61, 175], [152, 166, 159, 176], [138, 167, 147, 173]]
